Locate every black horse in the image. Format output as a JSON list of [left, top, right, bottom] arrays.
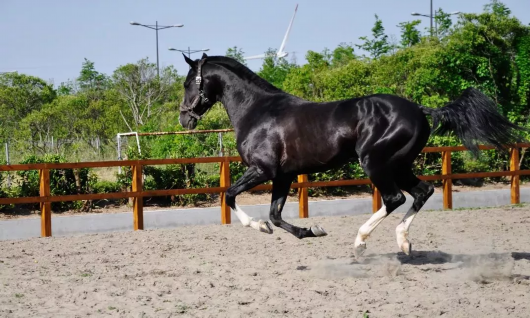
[[178, 53, 527, 256]]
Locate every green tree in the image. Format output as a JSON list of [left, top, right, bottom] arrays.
[[398, 20, 422, 47], [112, 58, 181, 131], [434, 8, 454, 38], [356, 14, 391, 58], [0, 72, 56, 142], [443, 0, 529, 110], [331, 43, 356, 67], [77, 58, 110, 94], [57, 80, 77, 96], [257, 48, 296, 89], [484, 0, 511, 16], [225, 46, 247, 65]]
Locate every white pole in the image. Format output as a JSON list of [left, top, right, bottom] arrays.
[[117, 134, 122, 174], [218, 132, 223, 157], [5, 142, 11, 187], [134, 132, 141, 155]]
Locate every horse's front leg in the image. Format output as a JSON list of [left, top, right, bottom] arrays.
[[225, 166, 273, 234], [269, 174, 327, 239]]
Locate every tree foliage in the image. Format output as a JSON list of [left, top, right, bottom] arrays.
[[398, 20, 422, 47], [112, 58, 182, 131], [2, 0, 530, 209], [356, 14, 392, 58], [225, 46, 247, 65]]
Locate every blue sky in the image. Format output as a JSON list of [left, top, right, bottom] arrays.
[[1, 0, 528, 87]]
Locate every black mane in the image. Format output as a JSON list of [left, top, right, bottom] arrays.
[[205, 56, 283, 94]]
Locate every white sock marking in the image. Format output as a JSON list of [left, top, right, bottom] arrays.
[[232, 204, 271, 232], [396, 207, 418, 251], [233, 204, 253, 227], [354, 205, 388, 247]]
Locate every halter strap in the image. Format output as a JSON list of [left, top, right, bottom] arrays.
[[180, 58, 210, 120]]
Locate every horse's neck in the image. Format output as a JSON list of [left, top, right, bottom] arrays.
[[219, 79, 276, 132]]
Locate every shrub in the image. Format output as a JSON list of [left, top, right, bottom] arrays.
[[15, 154, 94, 211]]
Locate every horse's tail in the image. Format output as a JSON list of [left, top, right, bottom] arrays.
[[420, 87, 529, 157]]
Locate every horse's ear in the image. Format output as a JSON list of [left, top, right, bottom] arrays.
[[201, 52, 208, 59], [183, 53, 196, 68]]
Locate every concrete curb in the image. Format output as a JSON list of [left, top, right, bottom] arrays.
[[1, 187, 529, 241]]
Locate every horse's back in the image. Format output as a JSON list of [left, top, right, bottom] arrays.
[[347, 93, 431, 164]]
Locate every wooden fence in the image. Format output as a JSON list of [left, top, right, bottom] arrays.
[[1, 143, 530, 238]]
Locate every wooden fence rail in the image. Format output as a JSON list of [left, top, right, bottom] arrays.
[[1, 143, 530, 237]]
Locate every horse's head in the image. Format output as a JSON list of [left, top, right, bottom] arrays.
[[179, 53, 217, 130]]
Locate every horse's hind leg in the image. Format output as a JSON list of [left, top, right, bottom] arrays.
[[354, 165, 406, 257], [394, 169, 434, 255], [269, 174, 327, 239], [225, 166, 273, 234]]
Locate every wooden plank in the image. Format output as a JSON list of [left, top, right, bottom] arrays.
[[511, 148, 520, 204], [140, 157, 232, 166], [422, 145, 494, 153], [446, 170, 525, 179], [0, 196, 44, 205], [39, 169, 52, 237], [141, 187, 226, 197], [0, 156, 234, 171], [294, 179, 372, 188], [220, 161, 231, 224], [298, 175, 309, 218], [50, 191, 138, 202], [442, 151, 452, 210], [421, 143, 530, 153], [3, 169, 530, 206], [132, 165, 143, 230], [419, 175, 444, 181], [3, 142, 530, 172], [372, 185, 382, 213]]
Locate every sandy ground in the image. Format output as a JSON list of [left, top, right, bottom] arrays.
[[1, 205, 530, 317]]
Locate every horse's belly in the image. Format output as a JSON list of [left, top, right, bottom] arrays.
[[281, 142, 357, 174]]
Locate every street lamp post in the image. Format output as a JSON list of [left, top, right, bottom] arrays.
[[168, 47, 210, 68], [130, 21, 184, 77], [411, 0, 460, 37]]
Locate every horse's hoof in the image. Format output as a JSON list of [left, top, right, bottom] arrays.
[[354, 241, 367, 258], [259, 220, 273, 234], [401, 241, 412, 256], [310, 225, 327, 237]]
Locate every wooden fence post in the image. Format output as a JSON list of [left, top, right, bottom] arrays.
[[40, 168, 52, 237], [298, 174, 308, 218], [132, 164, 144, 230], [510, 147, 520, 204], [220, 161, 231, 224], [372, 185, 382, 213], [442, 151, 452, 210]]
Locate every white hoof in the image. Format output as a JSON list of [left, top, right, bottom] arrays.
[[310, 225, 327, 237], [401, 241, 412, 255], [259, 220, 273, 234], [396, 225, 411, 255], [353, 241, 367, 258]]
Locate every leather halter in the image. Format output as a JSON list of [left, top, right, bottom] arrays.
[[180, 58, 210, 120]]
